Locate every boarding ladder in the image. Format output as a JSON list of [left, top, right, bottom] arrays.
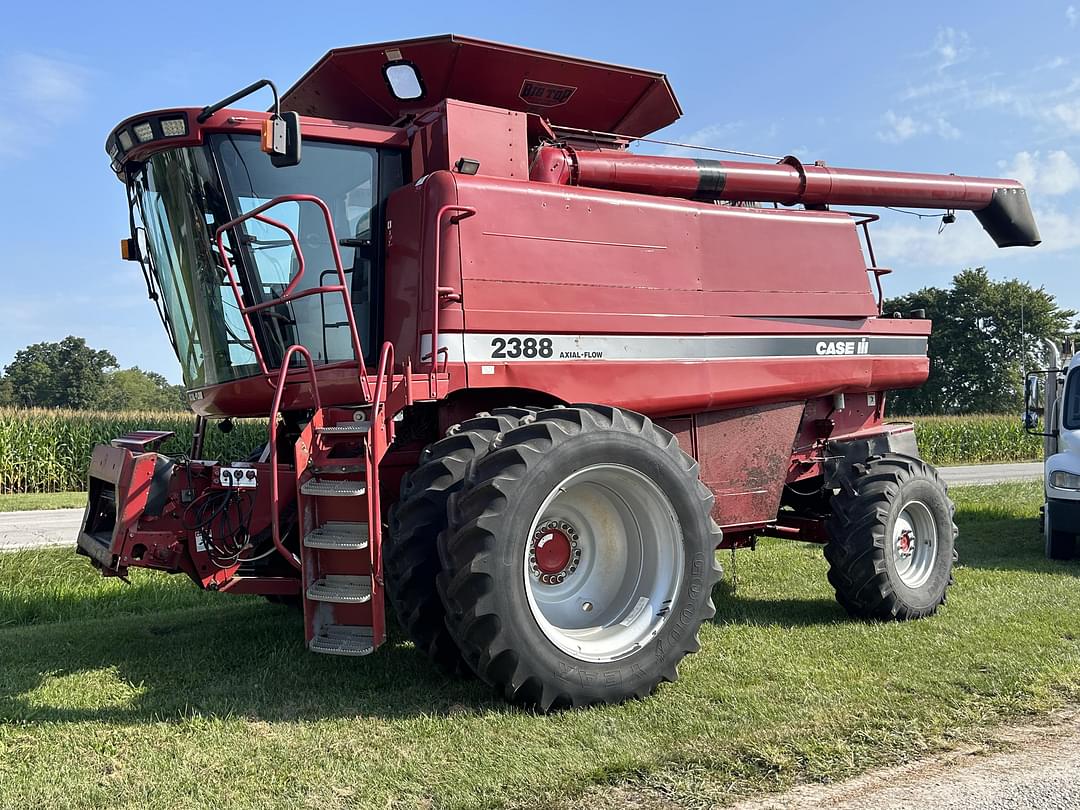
[[216, 194, 396, 655]]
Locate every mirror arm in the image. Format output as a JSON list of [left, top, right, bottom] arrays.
[[198, 79, 280, 123]]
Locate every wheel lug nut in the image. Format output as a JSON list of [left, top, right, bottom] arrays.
[[581, 601, 593, 612]]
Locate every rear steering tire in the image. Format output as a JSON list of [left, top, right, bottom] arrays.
[[825, 454, 957, 620], [437, 405, 723, 711]]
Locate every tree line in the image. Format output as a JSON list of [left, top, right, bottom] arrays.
[[0, 336, 187, 411], [885, 268, 1076, 414]]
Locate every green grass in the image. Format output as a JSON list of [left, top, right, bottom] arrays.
[[0, 491, 87, 512], [1, 481, 1078, 809]]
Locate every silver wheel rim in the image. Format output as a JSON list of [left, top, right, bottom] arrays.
[[522, 463, 684, 663], [893, 499, 939, 589]]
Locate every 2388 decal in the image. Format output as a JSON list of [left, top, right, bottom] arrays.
[[490, 336, 554, 359]]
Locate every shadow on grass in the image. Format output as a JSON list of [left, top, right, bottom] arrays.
[[711, 589, 848, 628], [0, 597, 506, 725], [953, 510, 1080, 575]]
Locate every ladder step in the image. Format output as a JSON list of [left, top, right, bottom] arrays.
[[303, 522, 369, 551], [307, 575, 372, 603], [317, 421, 372, 435], [300, 478, 366, 497], [309, 625, 375, 656]]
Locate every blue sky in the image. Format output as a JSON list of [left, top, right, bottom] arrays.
[[2, 2, 1078, 382]]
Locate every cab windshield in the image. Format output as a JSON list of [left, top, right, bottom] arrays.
[[131, 134, 403, 388]]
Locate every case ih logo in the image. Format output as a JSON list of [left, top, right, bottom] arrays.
[[519, 79, 577, 107], [816, 338, 871, 356]]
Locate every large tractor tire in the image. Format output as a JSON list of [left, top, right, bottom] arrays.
[[825, 454, 957, 620], [385, 409, 535, 674], [438, 405, 723, 711], [1044, 506, 1077, 561]]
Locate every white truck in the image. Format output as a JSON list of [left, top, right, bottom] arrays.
[[1026, 339, 1080, 559]]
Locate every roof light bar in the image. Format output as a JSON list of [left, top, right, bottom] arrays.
[[160, 117, 187, 137], [133, 122, 154, 143]]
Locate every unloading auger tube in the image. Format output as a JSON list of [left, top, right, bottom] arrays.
[[529, 146, 1041, 248]]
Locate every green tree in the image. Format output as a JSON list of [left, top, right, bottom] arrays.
[[95, 367, 188, 411], [885, 268, 1076, 414], [3, 337, 118, 409]]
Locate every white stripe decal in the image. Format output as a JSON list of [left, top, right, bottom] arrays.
[[421, 333, 928, 364]]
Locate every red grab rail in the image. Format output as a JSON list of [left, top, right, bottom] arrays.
[[424, 204, 476, 384], [214, 194, 371, 402], [266, 344, 323, 571]]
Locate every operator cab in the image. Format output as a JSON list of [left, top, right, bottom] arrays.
[[108, 107, 406, 397], [105, 35, 683, 417]]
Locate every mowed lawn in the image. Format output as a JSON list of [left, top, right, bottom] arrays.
[[1, 482, 1078, 809], [0, 492, 86, 512]]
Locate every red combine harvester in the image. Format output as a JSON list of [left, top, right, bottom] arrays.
[[84, 35, 1040, 710]]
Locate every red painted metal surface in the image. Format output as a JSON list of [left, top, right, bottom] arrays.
[[532, 146, 1024, 210], [280, 34, 681, 137]]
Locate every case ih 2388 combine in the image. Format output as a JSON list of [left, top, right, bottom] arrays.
[[83, 35, 1040, 710]]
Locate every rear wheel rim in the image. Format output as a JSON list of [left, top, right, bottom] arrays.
[[522, 463, 684, 663], [892, 499, 938, 589]]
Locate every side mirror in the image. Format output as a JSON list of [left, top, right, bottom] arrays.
[[1024, 369, 1059, 438], [1025, 372, 1044, 414], [262, 111, 302, 168]]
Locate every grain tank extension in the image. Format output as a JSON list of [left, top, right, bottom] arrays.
[[81, 35, 1039, 710]]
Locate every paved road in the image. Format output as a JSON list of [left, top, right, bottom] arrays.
[[938, 461, 1042, 486], [731, 712, 1080, 810], [0, 463, 1043, 553], [0, 507, 84, 552]]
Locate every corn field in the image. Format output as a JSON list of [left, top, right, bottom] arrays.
[[0, 408, 1042, 494], [0, 408, 267, 494], [909, 414, 1043, 466]]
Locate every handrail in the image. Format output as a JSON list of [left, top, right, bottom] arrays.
[[425, 204, 476, 385], [372, 341, 395, 426], [215, 194, 371, 402], [367, 341, 395, 586], [266, 344, 322, 571]]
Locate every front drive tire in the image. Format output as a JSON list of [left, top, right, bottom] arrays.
[[825, 454, 957, 621], [438, 405, 723, 711], [385, 410, 533, 675]]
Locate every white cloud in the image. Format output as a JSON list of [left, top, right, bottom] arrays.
[[999, 150, 1080, 195], [1068, 4, 1079, 26], [1050, 101, 1080, 134], [878, 110, 920, 143], [934, 28, 973, 71], [0, 53, 90, 160], [877, 110, 960, 143]]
